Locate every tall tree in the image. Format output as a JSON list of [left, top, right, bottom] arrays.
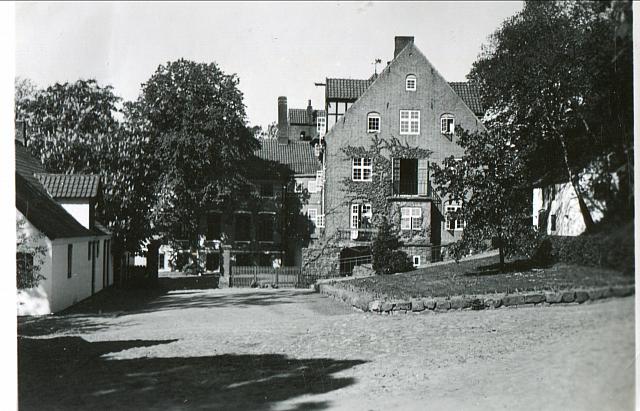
[[468, 0, 633, 230], [134, 59, 260, 244], [431, 124, 537, 268]]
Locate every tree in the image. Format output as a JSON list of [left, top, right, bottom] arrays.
[[134, 59, 260, 246], [17, 79, 156, 259], [371, 217, 413, 275], [468, 0, 634, 231], [431, 124, 538, 269]]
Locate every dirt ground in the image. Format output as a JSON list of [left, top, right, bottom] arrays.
[[18, 288, 635, 411]]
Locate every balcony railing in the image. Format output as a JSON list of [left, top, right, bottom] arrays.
[[391, 180, 436, 198], [338, 228, 378, 242]]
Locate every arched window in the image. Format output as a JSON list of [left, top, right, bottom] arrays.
[[367, 112, 380, 133], [405, 75, 417, 91], [440, 113, 455, 136]]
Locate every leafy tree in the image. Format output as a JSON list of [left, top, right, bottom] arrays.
[[17, 79, 156, 258], [134, 59, 260, 245], [468, 0, 634, 231], [371, 217, 414, 275], [431, 125, 538, 269], [16, 216, 47, 289]]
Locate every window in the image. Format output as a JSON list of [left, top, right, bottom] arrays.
[[441, 114, 455, 135], [158, 253, 165, 270], [294, 182, 304, 193], [445, 203, 464, 231], [400, 110, 420, 135], [401, 207, 422, 230], [88, 241, 91, 260], [350, 203, 372, 229], [260, 182, 274, 197], [406, 75, 417, 91], [206, 213, 221, 240], [367, 112, 380, 133], [550, 214, 557, 232], [67, 244, 73, 278], [352, 158, 372, 181], [96, 241, 99, 258], [413, 255, 421, 267], [307, 208, 318, 227], [308, 180, 318, 193], [257, 213, 275, 242], [317, 116, 326, 135], [235, 213, 251, 241]]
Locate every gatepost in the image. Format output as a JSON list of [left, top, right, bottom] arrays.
[[219, 245, 233, 288]]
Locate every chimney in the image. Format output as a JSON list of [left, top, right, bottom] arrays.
[[306, 100, 313, 127], [394, 36, 414, 59], [15, 120, 26, 145], [277, 96, 289, 145]]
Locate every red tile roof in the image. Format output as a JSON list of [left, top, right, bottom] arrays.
[[448, 82, 484, 115], [255, 140, 321, 175], [326, 78, 374, 100], [288, 109, 327, 125], [36, 173, 100, 199]]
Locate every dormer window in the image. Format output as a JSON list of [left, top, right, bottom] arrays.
[[406, 75, 417, 91], [367, 112, 380, 133], [441, 114, 455, 136]]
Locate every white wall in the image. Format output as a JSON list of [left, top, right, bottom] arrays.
[[59, 200, 90, 229]]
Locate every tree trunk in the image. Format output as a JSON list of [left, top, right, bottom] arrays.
[[555, 131, 595, 232], [146, 240, 161, 283]]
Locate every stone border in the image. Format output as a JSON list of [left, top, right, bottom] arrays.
[[316, 282, 635, 314]]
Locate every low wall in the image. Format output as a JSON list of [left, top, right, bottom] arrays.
[[317, 280, 635, 314]]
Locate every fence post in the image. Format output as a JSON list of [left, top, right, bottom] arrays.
[[254, 266, 257, 285]]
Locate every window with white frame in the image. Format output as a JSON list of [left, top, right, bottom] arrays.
[[400, 110, 420, 135], [445, 203, 464, 231], [351, 203, 372, 229], [406, 75, 417, 91], [441, 113, 455, 135], [412, 255, 421, 267], [367, 112, 380, 133], [352, 158, 372, 181], [401, 207, 422, 230], [307, 208, 317, 227], [317, 116, 326, 135], [308, 180, 318, 193]]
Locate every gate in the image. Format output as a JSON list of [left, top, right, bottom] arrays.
[[230, 266, 302, 288]]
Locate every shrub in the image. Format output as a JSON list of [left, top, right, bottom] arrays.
[[372, 217, 414, 275]]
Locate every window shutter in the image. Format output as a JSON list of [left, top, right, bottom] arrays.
[[417, 159, 429, 195], [392, 158, 400, 195]]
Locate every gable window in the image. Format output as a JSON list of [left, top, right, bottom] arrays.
[[317, 116, 326, 135], [401, 207, 422, 230], [400, 110, 420, 135], [441, 114, 455, 136], [352, 158, 372, 181], [445, 203, 464, 231], [67, 244, 73, 278], [406, 75, 417, 91], [367, 112, 380, 133], [350, 203, 372, 229]]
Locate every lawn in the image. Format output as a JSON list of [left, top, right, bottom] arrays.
[[347, 256, 634, 300]]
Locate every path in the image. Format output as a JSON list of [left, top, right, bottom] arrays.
[[18, 288, 635, 410]]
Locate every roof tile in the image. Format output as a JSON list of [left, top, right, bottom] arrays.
[[326, 78, 374, 100], [448, 82, 484, 115], [36, 174, 100, 199], [255, 140, 321, 175]]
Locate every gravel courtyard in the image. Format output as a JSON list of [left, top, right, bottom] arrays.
[[19, 288, 635, 411]]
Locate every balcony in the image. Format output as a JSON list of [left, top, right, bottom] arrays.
[[338, 228, 378, 242], [389, 180, 435, 199]]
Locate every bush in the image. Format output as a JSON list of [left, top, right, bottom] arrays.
[[533, 223, 634, 274], [372, 217, 414, 275]]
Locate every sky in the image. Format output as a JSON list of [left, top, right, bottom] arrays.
[[15, 2, 523, 128]]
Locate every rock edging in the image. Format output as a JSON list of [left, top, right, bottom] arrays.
[[316, 282, 634, 314]]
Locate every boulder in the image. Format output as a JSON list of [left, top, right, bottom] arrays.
[[484, 297, 502, 309], [394, 301, 411, 311], [587, 289, 605, 300], [503, 295, 525, 307], [368, 300, 382, 312], [561, 291, 576, 303], [575, 291, 589, 303], [424, 299, 437, 310], [611, 285, 634, 298], [449, 298, 466, 310], [381, 302, 394, 312], [524, 294, 545, 304], [436, 300, 451, 311], [411, 299, 425, 312], [352, 264, 375, 278], [545, 292, 563, 303]]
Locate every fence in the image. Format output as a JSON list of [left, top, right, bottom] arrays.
[[230, 266, 302, 288], [339, 254, 373, 275]]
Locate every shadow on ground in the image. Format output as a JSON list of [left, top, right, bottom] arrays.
[[19, 336, 365, 411]]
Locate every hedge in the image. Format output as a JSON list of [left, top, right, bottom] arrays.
[[536, 224, 634, 274]]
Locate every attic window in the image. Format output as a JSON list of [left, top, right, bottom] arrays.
[[441, 114, 455, 137], [406, 75, 417, 91], [367, 112, 380, 133]]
